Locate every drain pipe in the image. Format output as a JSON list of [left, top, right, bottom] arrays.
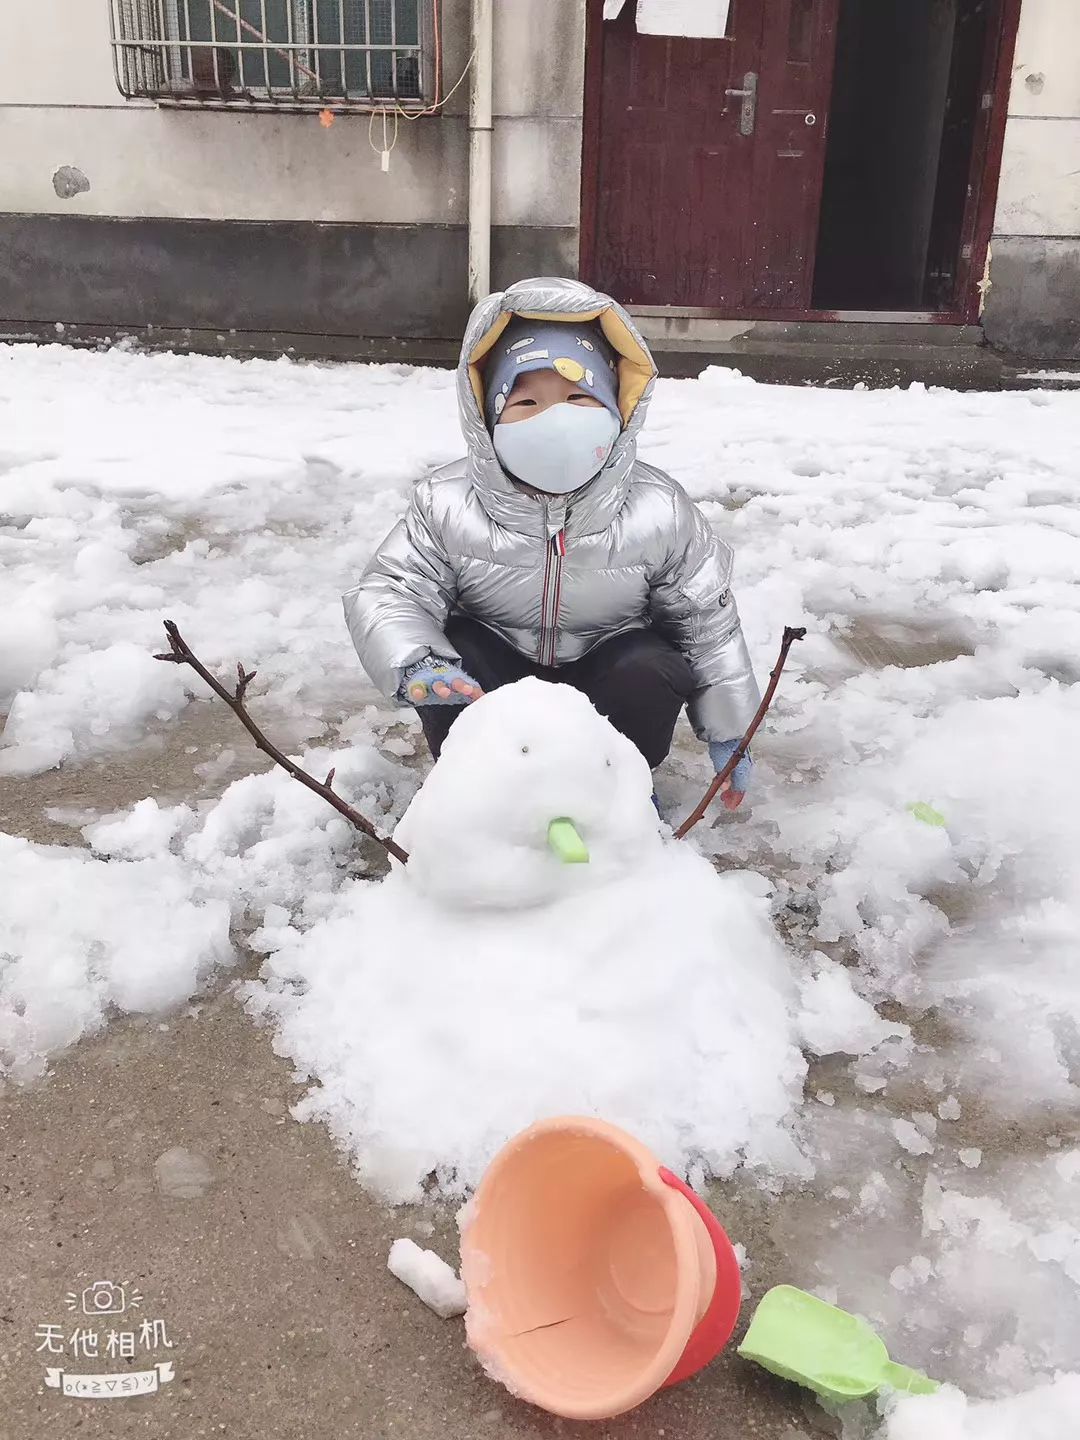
[[467, 0, 493, 303]]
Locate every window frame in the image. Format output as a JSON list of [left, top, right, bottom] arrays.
[[108, 0, 437, 113]]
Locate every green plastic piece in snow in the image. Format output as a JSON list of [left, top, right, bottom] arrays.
[[737, 1286, 940, 1405], [908, 801, 947, 828], [547, 818, 589, 864]]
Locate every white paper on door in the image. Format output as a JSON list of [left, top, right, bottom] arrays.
[[634, 0, 731, 38], [602, 0, 628, 17]]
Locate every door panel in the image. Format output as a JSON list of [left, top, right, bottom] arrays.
[[747, 0, 840, 305], [925, 0, 1000, 310], [582, 0, 839, 312]]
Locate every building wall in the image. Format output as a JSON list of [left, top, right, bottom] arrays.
[[3, 1, 1076, 358], [984, 0, 1080, 357], [0, 0, 585, 339]]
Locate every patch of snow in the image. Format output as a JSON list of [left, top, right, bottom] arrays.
[[798, 961, 910, 1057], [0, 832, 231, 1081], [883, 1374, 1080, 1438]]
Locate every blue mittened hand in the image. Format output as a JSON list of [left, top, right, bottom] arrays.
[[708, 739, 752, 810], [400, 654, 484, 706]]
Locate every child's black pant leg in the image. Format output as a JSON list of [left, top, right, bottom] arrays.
[[565, 628, 693, 769], [412, 619, 692, 768], [414, 615, 537, 759]]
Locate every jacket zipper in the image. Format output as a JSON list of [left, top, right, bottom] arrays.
[[539, 506, 566, 667]]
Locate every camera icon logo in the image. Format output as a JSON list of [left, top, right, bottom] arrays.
[[64, 1278, 143, 1315], [81, 1281, 127, 1316]]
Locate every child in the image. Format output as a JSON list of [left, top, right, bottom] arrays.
[[343, 276, 760, 808]]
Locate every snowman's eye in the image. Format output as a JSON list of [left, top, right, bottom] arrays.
[[605, 759, 612, 768], [521, 745, 530, 755]]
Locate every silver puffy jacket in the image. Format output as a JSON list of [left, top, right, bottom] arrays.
[[343, 276, 761, 743]]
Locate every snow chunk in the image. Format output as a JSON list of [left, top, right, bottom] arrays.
[[0, 603, 59, 707], [893, 1120, 934, 1156], [85, 796, 195, 860], [889, 1254, 933, 1291], [798, 961, 910, 1057], [387, 1238, 467, 1319]]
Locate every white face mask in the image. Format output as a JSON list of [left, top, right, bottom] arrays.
[[492, 402, 621, 495]]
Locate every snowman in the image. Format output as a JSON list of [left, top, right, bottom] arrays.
[[394, 676, 663, 909], [251, 679, 808, 1204]]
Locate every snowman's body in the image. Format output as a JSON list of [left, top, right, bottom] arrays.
[[254, 679, 807, 1203]]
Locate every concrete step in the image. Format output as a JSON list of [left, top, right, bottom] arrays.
[[633, 314, 1007, 388], [1001, 363, 1080, 391], [649, 342, 1005, 390], [630, 314, 986, 349]]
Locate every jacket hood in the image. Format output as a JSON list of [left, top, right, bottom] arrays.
[[456, 277, 658, 535]]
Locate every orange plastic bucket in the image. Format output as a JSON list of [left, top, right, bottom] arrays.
[[460, 1117, 742, 1420]]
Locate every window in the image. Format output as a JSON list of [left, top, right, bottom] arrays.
[[109, 0, 432, 109]]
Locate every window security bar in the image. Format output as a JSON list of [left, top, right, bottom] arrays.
[[109, 0, 430, 111]]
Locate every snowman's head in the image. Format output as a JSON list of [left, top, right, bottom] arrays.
[[394, 678, 664, 909]]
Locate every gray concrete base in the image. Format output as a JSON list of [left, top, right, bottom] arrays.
[[983, 237, 1080, 361], [0, 214, 577, 343]]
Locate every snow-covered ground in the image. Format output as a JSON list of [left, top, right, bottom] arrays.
[[2, 343, 1079, 1434]]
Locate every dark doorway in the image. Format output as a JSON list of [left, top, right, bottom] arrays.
[[813, 0, 995, 311]]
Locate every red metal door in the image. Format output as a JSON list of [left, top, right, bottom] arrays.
[[581, 0, 840, 312]]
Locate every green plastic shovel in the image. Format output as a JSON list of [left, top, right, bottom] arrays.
[[738, 1286, 940, 1404]]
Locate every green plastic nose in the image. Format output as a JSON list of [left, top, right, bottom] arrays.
[[547, 818, 589, 864]]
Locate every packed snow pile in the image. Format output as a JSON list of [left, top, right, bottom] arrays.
[[0, 727, 412, 1082], [248, 680, 811, 1202]]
